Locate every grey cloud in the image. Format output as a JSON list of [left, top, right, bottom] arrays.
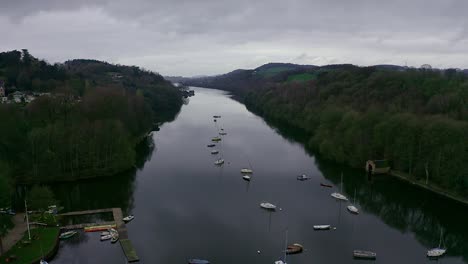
[[0, 0, 467, 76]]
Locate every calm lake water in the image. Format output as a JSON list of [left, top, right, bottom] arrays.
[[42, 87, 467, 263]]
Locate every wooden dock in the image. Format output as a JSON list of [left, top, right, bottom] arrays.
[[59, 208, 139, 262]]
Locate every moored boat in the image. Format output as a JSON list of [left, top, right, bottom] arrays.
[[427, 248, 447, 258], [427, 229, 447, 258], [207, 144, 216, 147], [219, 132, 227, 135], [40, 260, 48, 264], [211, 137, 221, 142], [101, 231, 110, 236], [214, 159, 224, 165], [353, 250, 377, 259], [331, 192, 348, 201], [347, 205, 359, 214], [242, 175, 251, 181], [313, 225, 331, 230], [241, 168, 253, 174], [59, 230, 77, 240], [260, 202, 277, 210], [320, 183, 333, 188], [213, 115, 221, 118], [285, 243, 303, 254], [100, 234, 112, 241], [297, 174, 310, 181], [211, 150, 219, 154], [188, 259, 210, 264], [123, 215, 135, 223]]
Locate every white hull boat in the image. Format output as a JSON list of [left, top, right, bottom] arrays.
[[211, 150, 219, 154], [353, 250, 377, 259], [427, 229, 446, 258], [101, 231, 110, 236], [241, 168, 253, 174], [313, 225, 331, 230], [219, 132, 227, 135], [242, 175, 251, 181], [101, 234, 112, 241], [40, 260, 48, 264], [260, 202, 277, 210], [347, 205, 359, 214], [214, 159, 224, 165], [427, 248, 446, 258], [331, 192, 348, 201], [123, 215, 134, 222]]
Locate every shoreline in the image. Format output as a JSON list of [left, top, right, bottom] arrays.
[[389, 170, 468, 207], [242, 98, 468, 207]]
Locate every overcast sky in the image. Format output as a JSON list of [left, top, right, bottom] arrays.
[[1, 0, 467, 76]]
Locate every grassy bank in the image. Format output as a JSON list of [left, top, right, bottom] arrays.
[[0, 227, 59, 264]]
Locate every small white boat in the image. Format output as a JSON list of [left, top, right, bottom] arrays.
[[214, 159, 224, 165], [123, 215, 134, 223], [100, 234, 112, 241], [296, 174, 310, 181], [40, 260, 48, 264], [241, 168, 253, 174], [331, 192, 348, 201], [274, 261, 286, 264], [59, 230, 77, 239], [219, 132, 227, 135], [353, 250, 377, 259], [211, 150, 219, 154], [427, 229, 447, 258], [427, 248, 447, 258], [242, 175, 251, 181], [260, 202, 277, 210], [347, 205, 359, 214], [101, 231, 110, 236], [313, 225, 331, 230]]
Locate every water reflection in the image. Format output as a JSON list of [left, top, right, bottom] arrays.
[[44, 87, 467, 264], [254, 108, 468, 263]]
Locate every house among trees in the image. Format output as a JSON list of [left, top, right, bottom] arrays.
[[366, 160, 391, 175]]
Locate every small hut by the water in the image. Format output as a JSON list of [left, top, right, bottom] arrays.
[[366, 160, 390, 175]]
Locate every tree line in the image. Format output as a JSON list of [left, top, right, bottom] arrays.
[[185, 64, 468, 196], [0, 50, 183, 210]]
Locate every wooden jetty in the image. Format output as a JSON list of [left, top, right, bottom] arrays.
[[59, 208, 139, 262]]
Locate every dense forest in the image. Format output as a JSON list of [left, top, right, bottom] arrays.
[[0, 50, 183, 209], [184, 63, 468, 197]]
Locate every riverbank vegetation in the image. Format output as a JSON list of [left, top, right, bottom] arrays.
[[184, 63, 468, 197], [0, 50, 183, 195], [0, 227, 60, 264]]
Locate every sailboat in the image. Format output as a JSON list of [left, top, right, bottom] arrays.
[[275, 230, 288, 264], [347, 189, 359, 214], [427, 229, 447, 258], [331, 173, 348, 201]]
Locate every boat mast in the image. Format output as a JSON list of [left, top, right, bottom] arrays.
[[284, 229, 288, 263], [24, 199, 31, 240], [341, 172, 344, 193]]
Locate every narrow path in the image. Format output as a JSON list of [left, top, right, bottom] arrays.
[[0, 213, 27, 255]]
